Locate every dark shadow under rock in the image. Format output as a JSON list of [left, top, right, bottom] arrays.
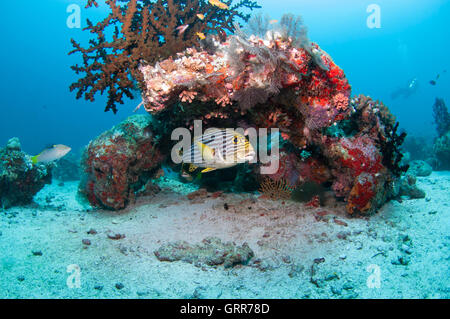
[[154, 237, 254, 268]]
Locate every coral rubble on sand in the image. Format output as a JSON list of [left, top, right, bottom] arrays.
[[154, 237, 254, 268], [79, 115, 164, 210], [0, 138, 52, 208]]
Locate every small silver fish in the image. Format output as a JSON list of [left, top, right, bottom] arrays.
[[32, 144, 71, 164], [176, 24, 189, 36], [181, 128, 255, 173]]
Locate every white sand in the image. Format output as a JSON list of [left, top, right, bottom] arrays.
[[0, 172, 449, 299]]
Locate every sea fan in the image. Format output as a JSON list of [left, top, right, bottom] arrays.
[[259, 177, 294, 200], [244, 12, 271, 37], [279, 14, 309, 49], [232, 87, 269, 111]]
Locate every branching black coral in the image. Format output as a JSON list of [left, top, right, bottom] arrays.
[[69, 0, 261, 113], [379, 122, 409, 177]]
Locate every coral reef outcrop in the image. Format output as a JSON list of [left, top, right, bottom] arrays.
[[432, 98, 450, 138], [0, 138, 53, 208], [79, 115, 164, 210], [433, 131, 450, 170], [74, 12, 410, 215], [136, 19, 407, 215]]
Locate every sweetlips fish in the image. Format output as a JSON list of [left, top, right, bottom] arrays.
[[31, 144, 71, 164], [181, 128, 256, 174]]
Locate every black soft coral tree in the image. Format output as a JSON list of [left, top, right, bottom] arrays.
[[69, 0, 260, 113]]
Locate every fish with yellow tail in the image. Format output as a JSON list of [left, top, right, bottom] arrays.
[[196, 32, 206, 40], [209, 0, 229, 10], [31, 144, 71, 164], [181, 128, 256, 174]]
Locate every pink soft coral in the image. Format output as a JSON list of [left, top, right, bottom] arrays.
[[333, 93, 349, 111]]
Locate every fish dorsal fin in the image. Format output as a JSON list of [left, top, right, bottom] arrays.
[[197, 142, 216, 161], [201, 167, 217, 173]]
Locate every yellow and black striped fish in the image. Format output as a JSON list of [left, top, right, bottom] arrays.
[[181, 128, 256, 173]]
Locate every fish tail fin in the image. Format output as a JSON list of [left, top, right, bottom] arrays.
[[31, 155, 39, 164]]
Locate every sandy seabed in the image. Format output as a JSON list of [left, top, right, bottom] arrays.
[[0, 172, 449, 299]]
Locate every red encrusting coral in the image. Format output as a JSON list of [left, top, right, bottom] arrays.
[[79, 115, 164, 210]]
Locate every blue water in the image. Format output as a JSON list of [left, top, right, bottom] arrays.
[[1, 0, 449, 155]]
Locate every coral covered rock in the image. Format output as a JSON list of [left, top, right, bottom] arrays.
[[432, 98, 450, 138], [154, 237, 254, 268], [407, 160, 432, 177], [73, 13, 408, 215], [0, 138, 53, 208], [399, 174, 426, 199], [136, 27, 406, 215], [79, 115, 164, 210]]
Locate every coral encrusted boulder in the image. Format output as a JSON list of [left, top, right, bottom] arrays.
[[79, 115, 164, 210], [137, 28, 407, 215], [0, 138, 53, 208]]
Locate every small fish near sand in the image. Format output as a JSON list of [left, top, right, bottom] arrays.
[[31, 144, 71, 164], [209, 0, 229, 10], [180, 128, 256, 174]]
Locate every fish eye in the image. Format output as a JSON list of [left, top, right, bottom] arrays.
[[233, 137, 239, 144]]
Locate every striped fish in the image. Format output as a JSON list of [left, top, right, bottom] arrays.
[[182, 128, 256, 173]]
